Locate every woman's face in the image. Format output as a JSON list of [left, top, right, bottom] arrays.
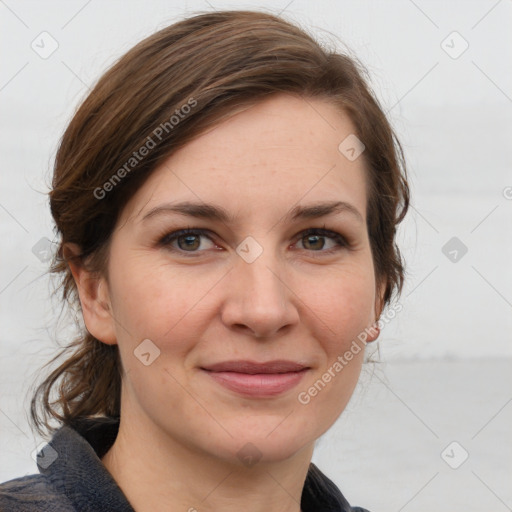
[[84, 93, 382, 465]]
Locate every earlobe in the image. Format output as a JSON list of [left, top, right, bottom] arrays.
[[365, 322, 380, 343], [63, 243, 117, 345]]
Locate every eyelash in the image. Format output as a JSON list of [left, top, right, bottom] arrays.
[[157, 226, 349, 257]]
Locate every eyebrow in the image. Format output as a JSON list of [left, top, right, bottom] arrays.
[[141, 200, 364, 225]]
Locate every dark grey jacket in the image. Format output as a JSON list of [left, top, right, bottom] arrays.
[[0, 417, 370, 511]]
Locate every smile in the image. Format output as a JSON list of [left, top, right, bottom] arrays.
[[200, 360, 310, 397]]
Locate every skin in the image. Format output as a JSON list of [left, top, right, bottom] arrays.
[[65, 93, 384, 512]]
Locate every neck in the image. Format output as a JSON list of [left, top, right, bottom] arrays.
[[101, 412, 313, 512]]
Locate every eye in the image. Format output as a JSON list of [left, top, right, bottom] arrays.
[[157, 226, 348, 256], [294, 227, 348, 255], [158, 228, 217, 255]]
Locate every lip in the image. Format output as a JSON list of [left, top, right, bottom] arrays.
[[201, 360, 310, 397], [202, 360, 308, 373]]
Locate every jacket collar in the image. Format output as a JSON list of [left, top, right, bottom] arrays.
[[38, 417, 134, 511], [38, 416, 354, 512]]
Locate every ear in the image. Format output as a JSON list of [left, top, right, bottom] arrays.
[[63, 242, 117, 345], [366, 281, 387, 343], [374, 281, 386, 323]]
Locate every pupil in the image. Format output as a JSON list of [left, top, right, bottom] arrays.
[[179, 235, 199, 250], [176, 234, 325, 252], [305, 235, 324, 250]]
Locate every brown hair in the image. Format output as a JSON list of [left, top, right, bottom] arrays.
[[29, 9, 409, 437]]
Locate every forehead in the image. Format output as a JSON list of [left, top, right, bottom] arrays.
[[122, 94, 368, 227]]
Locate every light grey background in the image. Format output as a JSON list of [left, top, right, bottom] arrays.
[[1, 1, 511, 510]]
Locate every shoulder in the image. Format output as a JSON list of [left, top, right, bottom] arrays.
[[0, 473, 74, 512]]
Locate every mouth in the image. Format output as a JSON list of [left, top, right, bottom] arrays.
[[200, 360, 310, 397]]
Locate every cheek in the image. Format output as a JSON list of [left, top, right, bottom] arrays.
[[297, 270, 372, 423], [109, 255, 214, 340], [304, 265, 376, 346]]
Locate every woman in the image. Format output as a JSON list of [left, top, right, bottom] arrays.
[[0, 9, 409, 512]]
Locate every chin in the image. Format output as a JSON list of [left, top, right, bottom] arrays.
[[223, 421, 315, 466]]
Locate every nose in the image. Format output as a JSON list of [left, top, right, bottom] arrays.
[[220, 249, 299, 339]]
